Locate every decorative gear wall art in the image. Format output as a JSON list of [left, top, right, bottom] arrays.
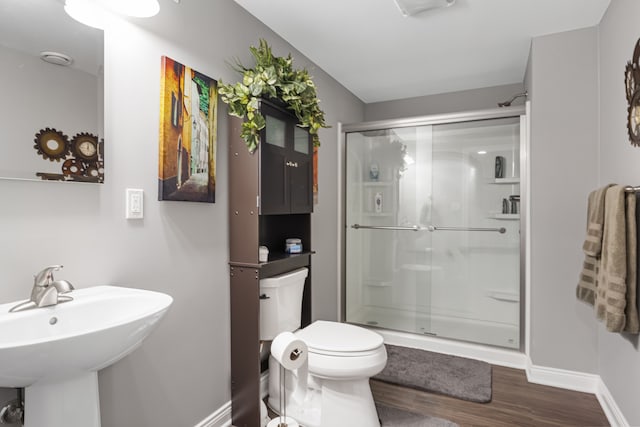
[[71, 132, 99, 162], [627, 38, 640, 146], [33, 128, 104, 182], [61, 158, 84, 176], [33, 128, 70, 161]]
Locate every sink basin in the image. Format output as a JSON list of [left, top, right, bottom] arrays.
[[0, 285, 173, 427]]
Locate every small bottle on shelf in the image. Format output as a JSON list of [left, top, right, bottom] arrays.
[[374, 192, 383, 213]]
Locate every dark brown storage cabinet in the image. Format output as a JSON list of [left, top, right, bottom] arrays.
[[259, 101, 314, 215], [228, 99, 313, 427]]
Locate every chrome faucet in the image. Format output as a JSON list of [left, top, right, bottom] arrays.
[[9, 265, 74, 313]]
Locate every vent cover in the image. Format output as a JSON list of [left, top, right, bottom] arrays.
[[39, 51, 74, 66]]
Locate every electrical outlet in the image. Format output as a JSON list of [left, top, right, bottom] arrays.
[[126, 188, 144, 219]]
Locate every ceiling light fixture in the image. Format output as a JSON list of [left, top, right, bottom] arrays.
[[64, 0, 160, 29], [64, 0, 107, 29], [103, 0, 160, 18], [393, 0, 456, 17]]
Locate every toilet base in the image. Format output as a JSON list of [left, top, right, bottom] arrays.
[[268, 364, 380, 427]]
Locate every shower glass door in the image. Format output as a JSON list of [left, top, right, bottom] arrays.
[[344, 117, 521, 349]]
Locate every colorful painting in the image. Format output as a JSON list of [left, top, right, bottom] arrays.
[[158, 56, 217, 202]]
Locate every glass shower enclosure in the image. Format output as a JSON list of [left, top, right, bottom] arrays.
[[343, 112, 524, 349]]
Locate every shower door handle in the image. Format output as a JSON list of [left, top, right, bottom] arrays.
[[428, 225, 506, 234], [350, 224, 506, 234]]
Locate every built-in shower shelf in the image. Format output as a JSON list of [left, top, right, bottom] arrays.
[[492, 177, 520, 184], [489, 213, 520, 220], [363, 181, 394, 187], [364, 279, 393, 287], [486, 291, 519, 303], [400, 264, 442, 272], [363, 212, 394, 217]]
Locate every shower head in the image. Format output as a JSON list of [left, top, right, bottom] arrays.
[[498, 91, 528, 107]]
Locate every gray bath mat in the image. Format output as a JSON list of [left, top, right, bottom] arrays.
[[377, 404, 459, 427], [374, 344, 492, 403]]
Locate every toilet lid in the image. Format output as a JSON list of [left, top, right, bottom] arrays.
[[296, 320, 384, 353]]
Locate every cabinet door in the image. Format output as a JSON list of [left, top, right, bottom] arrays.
[[260, 111, 289, 215], [289, 126, 313, 213]]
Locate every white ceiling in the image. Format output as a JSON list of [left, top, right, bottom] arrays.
[[233, 0, 611, 103]]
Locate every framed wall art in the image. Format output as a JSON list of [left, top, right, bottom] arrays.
[[158, 56, 217, 202]]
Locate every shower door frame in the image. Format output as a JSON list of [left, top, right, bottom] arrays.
[[338, 105, 528, 352]]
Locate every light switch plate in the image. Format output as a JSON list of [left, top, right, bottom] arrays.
[[126, 188, 144, 219]]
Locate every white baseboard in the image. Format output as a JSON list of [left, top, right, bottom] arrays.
[[525, 358, 599, 393], [596, 378, 629, 427], [193, 401, 231, 427], [194, 372, 270, 427], [525, 357, 628, 427]]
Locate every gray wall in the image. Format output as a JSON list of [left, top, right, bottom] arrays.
[[597, 1, 640, 424], [526, 27, 600, 373], [526, 4, 640, 423], [364, 83, 525, 121], [527, 28, 598, 373], [0, 2, 363, 426]]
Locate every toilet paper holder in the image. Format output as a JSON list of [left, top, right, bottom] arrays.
[[269, 332, 307, 427]]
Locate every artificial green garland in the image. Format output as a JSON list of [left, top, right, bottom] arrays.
[[219, 39, 329, 153]]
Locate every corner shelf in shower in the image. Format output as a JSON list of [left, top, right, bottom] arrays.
[[363, 180, 394, 186], [364, 279, 393, 287], [486, 290, 519, 303], [489, 213, 520, 220], [400, 263, 443, 272], [492, 177, 520, 184]]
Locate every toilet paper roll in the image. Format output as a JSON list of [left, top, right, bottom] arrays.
[[271, 332, 308, 370]]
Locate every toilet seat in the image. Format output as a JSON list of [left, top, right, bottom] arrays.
[[296, 320, 384, 353], [294, 321, 387, 379]]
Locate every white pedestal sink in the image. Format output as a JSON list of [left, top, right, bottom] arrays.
[[0, 285, 173, 427]]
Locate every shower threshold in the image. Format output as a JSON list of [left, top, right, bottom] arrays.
[[349, 305, 519, 349]]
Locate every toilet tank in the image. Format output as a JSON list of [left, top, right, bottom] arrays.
[[259, 267, 308, 340]]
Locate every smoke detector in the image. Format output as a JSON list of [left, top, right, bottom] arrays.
[[40, 51, 74, 66]]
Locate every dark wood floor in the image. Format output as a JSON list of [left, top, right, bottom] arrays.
[[371, 365, 609, 427]]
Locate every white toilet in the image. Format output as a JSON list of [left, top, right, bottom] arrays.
[[261, 267, 387, 427]]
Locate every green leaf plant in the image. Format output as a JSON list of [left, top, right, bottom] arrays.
[[219, 39, 330, 153]]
